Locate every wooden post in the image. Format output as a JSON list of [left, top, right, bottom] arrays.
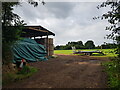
[[101, 45, 102, 50], [46, 32, 49, 57]]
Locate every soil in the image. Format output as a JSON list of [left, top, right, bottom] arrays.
[[3, 55, 110, 88]]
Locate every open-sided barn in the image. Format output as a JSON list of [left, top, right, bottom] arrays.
[[21, 25, 55, 57]]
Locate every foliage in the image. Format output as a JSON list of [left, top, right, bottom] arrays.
[[101, 43, 117, 49], [17, 66, 31, 74], [54, 45, 71, 50], [84, 40, 95, 49], [3, 66, 38, 86], [102, 60, 120, 88], [94, 1, 120, 87], [67, 41, 85, 49], [2, 1, 43, 64], [94, 0, 120, 58], [54, 40, 116, 50], [55, 40, 95, 50], [2, 2, 26, 64]]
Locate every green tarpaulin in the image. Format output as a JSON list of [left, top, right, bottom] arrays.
[[12, 38, 47, 63]]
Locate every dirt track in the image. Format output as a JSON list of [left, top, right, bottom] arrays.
[[4, 55, 109, 88]]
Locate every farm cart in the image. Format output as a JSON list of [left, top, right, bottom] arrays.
[[73, 50, 105, 56]]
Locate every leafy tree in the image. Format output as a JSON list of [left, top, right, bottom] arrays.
[[66, 41, 84, 49], [2, 2, 25, 64], [94, 0, 120, 58], [64, 45, 71, 50], [55, 40, 96, 50], [77, 41, 84, 46], [54, 45, 61, 50], [101, 43, 117, 49], [84, 40, 95, 49], [68, 42, 77, 46], [2, 1, 43, 64], [94, 1, 120, 87], [77, 41, 84, 49]]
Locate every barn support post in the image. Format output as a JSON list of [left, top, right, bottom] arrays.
[[46, 32, 49, 57]]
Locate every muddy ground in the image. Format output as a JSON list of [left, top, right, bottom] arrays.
[[3, 55, 109, 88]]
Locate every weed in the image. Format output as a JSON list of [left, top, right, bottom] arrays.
[[17, 66, 31, 74], [102, 60, 120, 88], [3, 66, 38, 86]]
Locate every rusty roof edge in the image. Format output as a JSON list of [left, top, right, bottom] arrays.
[[24, 25, 55, 36]]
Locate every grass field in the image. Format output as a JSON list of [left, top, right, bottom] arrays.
[[54, 49, 117, 57]]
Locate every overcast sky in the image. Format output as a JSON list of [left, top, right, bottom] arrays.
[[13, 2, 113, 46]]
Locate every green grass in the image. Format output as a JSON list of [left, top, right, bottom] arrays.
[[3, 66, 38, 86], [54, 50, 73, 55], [54, 49, 117, 57]]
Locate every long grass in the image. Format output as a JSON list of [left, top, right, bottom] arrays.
[[102, 60, 120, 88], [3, 66, 38, 86], [54, 49, 117, 57]]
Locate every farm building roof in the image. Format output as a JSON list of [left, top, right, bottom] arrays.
[[21, 25, 55, 37]]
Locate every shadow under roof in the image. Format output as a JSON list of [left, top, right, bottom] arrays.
[[21, 25, 55, 37]]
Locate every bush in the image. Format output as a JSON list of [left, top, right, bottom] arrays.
[[3, 66, 38, 86], [102, 59, 120, 88]]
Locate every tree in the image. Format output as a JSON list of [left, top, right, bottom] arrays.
[[85, 40, 95, 49], [2, 1, 43, 64], [77, 41, 84, 49], [93, 0, 120, 58], [66, 41, 85, 49], [94, 1, 120, 87], [101, 43, 117, 49], [54, 45, 61, 50], [2, 2, 25, 63]]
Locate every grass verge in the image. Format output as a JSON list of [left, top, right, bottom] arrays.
[[102, 59, 120, 88], [3, 65, 38, 86]]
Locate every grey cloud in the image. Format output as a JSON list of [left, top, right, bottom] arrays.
[[14, 2, 76, 21], [13, 2, 113, 46], [45, 2, 76, 19]]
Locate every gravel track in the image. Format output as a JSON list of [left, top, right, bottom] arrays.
[[4, 55, 109, 88]]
